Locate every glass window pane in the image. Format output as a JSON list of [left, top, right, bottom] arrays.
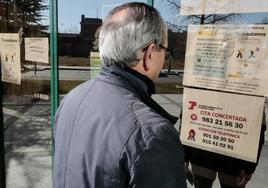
[[58, 0, 147, 98], [1, 0, 52, 187], [155, 1, 268, 187]]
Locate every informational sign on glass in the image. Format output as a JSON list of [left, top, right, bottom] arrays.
[[25, 38, 49, 64], [181, 0, 268, 15], [183, 25, 268, 96], [0, 33, 21, 85], [180, 87, 265, 162], [90, 52, 101, 78]]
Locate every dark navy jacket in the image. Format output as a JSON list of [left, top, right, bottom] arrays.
[[53, 65, 187, 188]]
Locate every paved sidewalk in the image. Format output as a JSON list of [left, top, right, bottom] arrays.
[[4, 97, 52, 188], [3, 94, 268, 188]]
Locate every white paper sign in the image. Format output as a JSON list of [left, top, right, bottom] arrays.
[[25, 37, 49, 64], [180, 88, 265, 162], [181, 0, 268, 15], [183, 25, 268, 96], [0, 33, 21, 85]]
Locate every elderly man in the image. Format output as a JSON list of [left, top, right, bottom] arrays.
[[53, 2, 186, 188]]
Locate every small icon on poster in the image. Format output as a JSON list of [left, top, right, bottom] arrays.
[[187, 129, 196, 141], [188, 101, 197, 110], [191, 114, 197, 121]]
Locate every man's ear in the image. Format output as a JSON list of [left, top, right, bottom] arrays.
[[143, 43, 156, 71]]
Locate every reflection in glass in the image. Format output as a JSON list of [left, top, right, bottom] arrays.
[[1, 0, 52, 187]]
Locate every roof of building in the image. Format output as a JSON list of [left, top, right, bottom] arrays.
[[81, 17, 102, 25]]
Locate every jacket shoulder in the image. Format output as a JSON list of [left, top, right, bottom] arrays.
[[122, 101, 186, 187], [131, 100, 178, 142]]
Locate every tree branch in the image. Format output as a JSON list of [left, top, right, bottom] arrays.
[[166, 0, 181, 9]]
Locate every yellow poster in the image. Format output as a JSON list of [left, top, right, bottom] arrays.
[[183, 25, 268, 96], [180, 88, 264, 162], [0, 33, 21, 85], [181, 0, 268, 15]]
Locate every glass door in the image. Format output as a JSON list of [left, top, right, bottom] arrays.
[[1, 0, 52, 187]]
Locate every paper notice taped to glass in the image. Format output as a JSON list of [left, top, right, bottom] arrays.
[[0, 33, 21, 85], [181, 0, 268, 15], [180, 87, 265, 162], [183, 24, 268, 96], [25, 38, 49, 64]]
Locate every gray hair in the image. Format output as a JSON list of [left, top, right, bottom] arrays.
[[99, 2, 167, 67]]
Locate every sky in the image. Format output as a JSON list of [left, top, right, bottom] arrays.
[[53, 0, 268, 33]]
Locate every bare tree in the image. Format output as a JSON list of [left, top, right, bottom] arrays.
[[166, 0, 240, 25]]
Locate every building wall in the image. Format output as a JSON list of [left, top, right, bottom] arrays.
[[58, 15, 102, 57]]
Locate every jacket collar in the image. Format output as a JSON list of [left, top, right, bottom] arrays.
[[100, 64, 178, 125], [123, 66, 155, 96]]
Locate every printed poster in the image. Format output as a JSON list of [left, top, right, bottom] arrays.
[[183, 25, 268, 96], [90, 51, 101, 78], [181, 0, 268, 15], [180, 88, 265, 162], [25, 37, 49, 64], [0, 33, 21, 85]]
